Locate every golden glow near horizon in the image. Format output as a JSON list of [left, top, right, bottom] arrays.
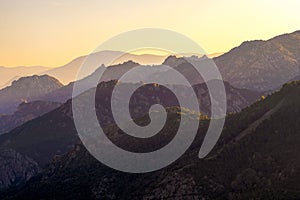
[[1, 0, 300, 67], [129, 49, 173, 56]]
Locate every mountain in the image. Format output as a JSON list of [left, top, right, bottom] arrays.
[[2, 30, 299, 91], [40, 58, 262, 106], [0, 101, 62, 135], [6, 27, 298, 92], [39, 61, 139, 103], [43, 51, 168, 85], [0, 78, 261, 193], [0, 51, 223, 89], [0, 79, 261, 165], [0, 66, 50, 89], [2, 80, 300, 199], [42, 51, 224, 86], [0, 75, 63, 114], [160, 31, 300, 92], [214, 30, 300, 91]]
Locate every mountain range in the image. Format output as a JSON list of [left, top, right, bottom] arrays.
[[2, 31, 300, 93], [0, 30, 300, 199], [1, 32, 292, 93], [0, 77, 262, 191], [1, 80, 299, 199], [0, 51, 223, 89]]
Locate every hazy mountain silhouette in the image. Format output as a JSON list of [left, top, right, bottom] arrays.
[[2, 30, 300, 91], [39, 61, 139, 103], [0, 75, 63, 114], [0, 51, 166, 88], [40, 57, 262, 106], [43, 51, 224, 86], [0, 66, 50, 89], [43, 51, 168, 85]]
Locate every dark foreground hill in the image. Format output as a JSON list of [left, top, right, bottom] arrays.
[[1, 80, 300, 199]]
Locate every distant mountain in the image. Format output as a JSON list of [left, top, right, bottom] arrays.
[[159, 31, 300, 92], [39, 61, 139, 103], [214, 30, 300, 91], [41, 58, 260, 105], [0, 101, 62, 135], [42, 51, 224, 85], [0, 51, 223, 88], [2, 81, 300, 199], [0, 66, 50, 89], [0, 75, 63, 114], [0, 51, 166, 88], [3, 31, 300, 91], [43, 51, 168, 85]]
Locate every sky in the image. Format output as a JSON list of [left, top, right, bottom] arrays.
[[1, 0, 300, 67]]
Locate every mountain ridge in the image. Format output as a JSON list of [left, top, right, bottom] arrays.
[[214, 30, 300, 91], [2, 80, 300, 199], [0, 75, 63, 114]]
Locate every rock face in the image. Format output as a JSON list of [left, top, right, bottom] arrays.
[[0, 101, 62, 135], [0, 149, 40, 191], [0, 75, 63, 114], [214, 30, 300, 91]]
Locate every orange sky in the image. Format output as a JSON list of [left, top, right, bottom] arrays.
[[1, 0, 300, 67]]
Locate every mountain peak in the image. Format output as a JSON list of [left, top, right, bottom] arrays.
[[214, 30, 300, 91], [11, 75, 63, 88], [162, 55, 187, 67], [0, 75, 63, 114]]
